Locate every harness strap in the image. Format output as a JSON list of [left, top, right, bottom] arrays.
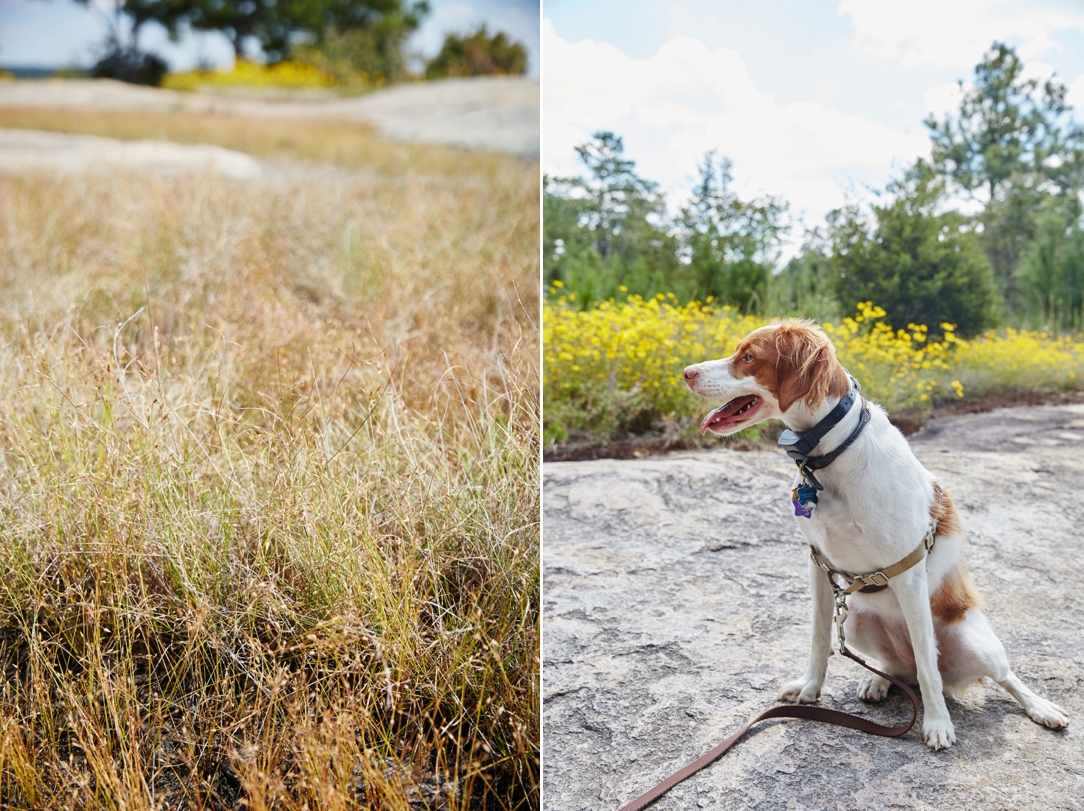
[[810, 482, 943, 595], [615, 482, 945, 811]]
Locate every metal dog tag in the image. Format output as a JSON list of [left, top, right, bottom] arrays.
[[793, 497, 815, 518], [792, 485, 818, 518]]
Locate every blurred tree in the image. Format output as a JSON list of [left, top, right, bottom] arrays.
[[542, 178, 591, 284], [976, 172, 1056, 307], [826, 170, 1001, 337], [1016, 200, 1084, 330], [425, 25, 528, 79], [925, 42, 1084, 306], [70, 0, 428, 70], [90, 44, 169, 84], [72, 0, 188, 84], [678, 151, 788, 311], [185, 0, 428, 63], [292, 19, 417, 82], [925, 42, 1084, 201], [569, 132, 664, 264], [117, 0, 192, 43], [770, 231, 840, 321], [544, 132, 678, 305]]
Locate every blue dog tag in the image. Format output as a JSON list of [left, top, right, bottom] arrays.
[[791, 484, 818, 518]]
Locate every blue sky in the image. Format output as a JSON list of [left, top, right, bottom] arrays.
[[0, 0, 540, 76], [544, 0, 1084, 239]]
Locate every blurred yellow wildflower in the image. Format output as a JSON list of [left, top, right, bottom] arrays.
[[544, 296, 1084, 442], [164, 59, 342, 91]]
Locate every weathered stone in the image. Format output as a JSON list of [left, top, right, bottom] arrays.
[[0, 127, 262, 178], [543, 405, 1084, 811], [0, 77, 540, 157]]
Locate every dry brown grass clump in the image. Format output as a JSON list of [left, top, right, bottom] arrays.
[[0, 136, 538, 809]]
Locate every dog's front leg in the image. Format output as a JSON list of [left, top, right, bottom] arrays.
[[780, 556, 833, 703], [891, 566, 955, 749]]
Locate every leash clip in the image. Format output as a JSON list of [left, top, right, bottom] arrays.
[[797, 460, 824, 491], [833, 588, 849, 651]]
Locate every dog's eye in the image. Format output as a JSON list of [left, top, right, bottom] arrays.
[[744, 353, 754, 362]]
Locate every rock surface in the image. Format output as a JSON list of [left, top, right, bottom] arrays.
[[543, 404, 1084, 811], [0, 77, 539, 157], [0, 127, 261, 178]]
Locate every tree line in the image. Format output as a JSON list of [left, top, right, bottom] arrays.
[[69, 0, 527, 87], [544, 43, 1084, 337]]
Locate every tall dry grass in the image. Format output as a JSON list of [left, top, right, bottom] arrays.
[[0, 129, 538, 809]]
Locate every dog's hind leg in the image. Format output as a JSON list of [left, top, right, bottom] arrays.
[[997, 671, 1069, 728], [942, 609, 1069, 729]]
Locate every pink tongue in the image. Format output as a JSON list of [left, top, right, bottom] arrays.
[[700, 404, 737, 434], [700, 397, 756, 434]]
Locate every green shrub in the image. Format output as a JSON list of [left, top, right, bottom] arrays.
[[294, 21, 417, 85], [827, 174, 1002, 337], [426, 25, 528, 79], [92, 46, 168, 86]]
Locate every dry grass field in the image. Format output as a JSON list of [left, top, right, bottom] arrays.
[[0, 110, 538, 809]]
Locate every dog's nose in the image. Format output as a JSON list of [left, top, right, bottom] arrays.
[[683, 366, 699, 384]]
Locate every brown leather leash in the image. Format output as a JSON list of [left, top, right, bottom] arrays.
[[617, 486, 944, 811], [616, 645, 919, 811]]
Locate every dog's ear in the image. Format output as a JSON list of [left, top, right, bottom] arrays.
[[774, 323, 847, 413]]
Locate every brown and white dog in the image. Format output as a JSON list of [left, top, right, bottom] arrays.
[[683, 320, 1068, 749]]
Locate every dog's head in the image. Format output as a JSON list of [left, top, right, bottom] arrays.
[[683, 320, 850, 435]]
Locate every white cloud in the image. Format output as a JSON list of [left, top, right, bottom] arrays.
[[924, 81, 967, 120], [543, 20, 930, 234], [1066, 74, 1084, 110], [1019, 59, 1057, 84], [838, 0, 1084, 70]]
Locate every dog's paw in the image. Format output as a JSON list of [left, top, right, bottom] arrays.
[[1026, 697, 1069, 729], [857, 674, 891, 702], [923, 717, 956, 750], [779, 678, 822, 704]]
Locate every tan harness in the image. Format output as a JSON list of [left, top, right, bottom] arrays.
[[616, 484, 944, 811], [810, 529, 935, 593], [808, 482, 941, 658], [810, 482, 941, 596]]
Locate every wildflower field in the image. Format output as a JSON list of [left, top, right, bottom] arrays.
[[163, 58, 363, 92], [544, 291, 1084, 446]]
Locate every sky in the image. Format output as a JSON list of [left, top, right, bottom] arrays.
[[543, 0, 1084, 242], [0, 0, 540, 76]]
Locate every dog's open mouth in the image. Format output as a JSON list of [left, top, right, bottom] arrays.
[[700, 395, 762, 435]]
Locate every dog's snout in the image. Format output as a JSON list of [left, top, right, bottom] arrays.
[[683, 366, 700, 385]]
